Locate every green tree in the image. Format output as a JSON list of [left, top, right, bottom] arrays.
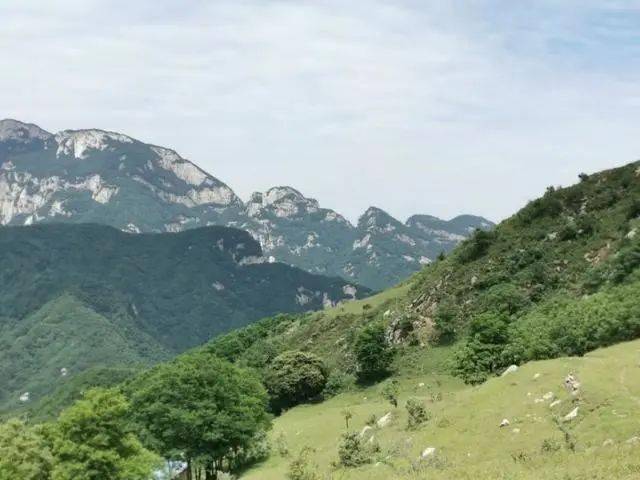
[[264, 351, 328, 412], [0, 419, 53, 480], [50, 388, 159, 480], [453, 312, 510, 384], [354, 323, 393, 382], [129, 353, 270, 479]]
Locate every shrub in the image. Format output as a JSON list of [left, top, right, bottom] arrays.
[[541, 438, 562, 454], [478, 283, 530, 316], [264, 351, 328, 412], [337, 433, 371, 467], [434, 300, 459, 341], [406, 398, 431, 430], [453, 312, 510, 384], [381, 379, 399, 408], [354, 323, 393, 382], [517, 187, 563, 224], [322, 370, 356, 397], [456, 229, 495, 264], [287, 447, 318, 480], [626, 198, 640, 220]]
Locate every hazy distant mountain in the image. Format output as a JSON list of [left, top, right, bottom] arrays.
[[0, 119, 493, 289]]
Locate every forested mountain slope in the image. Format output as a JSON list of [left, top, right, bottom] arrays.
[[0, 223, 368, 413]]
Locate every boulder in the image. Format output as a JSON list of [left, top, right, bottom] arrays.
[[501, 365, 518, 377], [377, 412, 393, 428], [500, 418, 510, 427], [360, 426, 374, 440], [563, 407, 579, 422], [533, 373, 541, 380], [421, 447, 436, 459], [564, 373, 581, 394], [626, 436, 640, 445], [542, 392, 555, 401], [549, 399, 562, 408]]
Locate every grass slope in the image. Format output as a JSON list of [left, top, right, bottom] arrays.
[[243, 339, 640, 479]]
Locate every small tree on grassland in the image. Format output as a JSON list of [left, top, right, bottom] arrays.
[[264, 350, 328, 413], [354, 323, 393, 382]]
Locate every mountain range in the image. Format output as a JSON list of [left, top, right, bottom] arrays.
[[0, 119, 493, 289]]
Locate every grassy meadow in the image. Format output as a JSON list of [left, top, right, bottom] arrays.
[[242, 339, 640, 480]]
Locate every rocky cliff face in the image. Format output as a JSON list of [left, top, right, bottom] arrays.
[[0, 119, 494, 289]]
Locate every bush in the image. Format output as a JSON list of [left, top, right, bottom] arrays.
[[453, 312, 510, 384], [381, 379, 399, 408], [517, 187, 563, 224], [434, 300, 459, 342], [626, 198, 640, 220], [337, 433, 371, 467], [478, 283, 530, 316], [322, 370, 356, 397], [456, 229, 495, 264], [354, 323, 393, 382], [406, 398, 431, 430], [287, 447, 318, 480], [265, 351, 328, 412]]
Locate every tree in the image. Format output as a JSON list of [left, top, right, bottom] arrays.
[[354, 323, 393, 382], [0, 418, 53, 480], [128, 353, 270, 480], [50, 388, 159, 480], [264, 351, 328, 413]]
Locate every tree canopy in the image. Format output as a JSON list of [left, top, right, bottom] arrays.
[[128, 352, 270, 479]]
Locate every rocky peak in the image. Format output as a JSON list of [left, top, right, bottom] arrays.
[[0, 119, 52, 143], [358, 206, 403, 232], [246, 186, 320, 218], [54, 129, 136, 160]]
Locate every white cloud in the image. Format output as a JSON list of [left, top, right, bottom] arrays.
[[1, 0, 638, 222]]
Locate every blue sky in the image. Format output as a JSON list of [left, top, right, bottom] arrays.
[[1, 0, 639, 222]]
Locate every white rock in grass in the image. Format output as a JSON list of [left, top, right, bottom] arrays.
[[421, 447, 436, 459], [501, 365, 518, 377], [550, 399, 562, 408], [533, 373, 541, 380], [626, 436, 640, 445], [563, 407, 579, 422], [377, 412, 393, 428], [19, 392, 30, 402], [542, 392, 555, 401], [500, 418, 510, 427], [603, 439, 615, 447]]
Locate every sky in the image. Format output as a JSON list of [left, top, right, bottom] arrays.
[[1, 1, 639, 223]]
